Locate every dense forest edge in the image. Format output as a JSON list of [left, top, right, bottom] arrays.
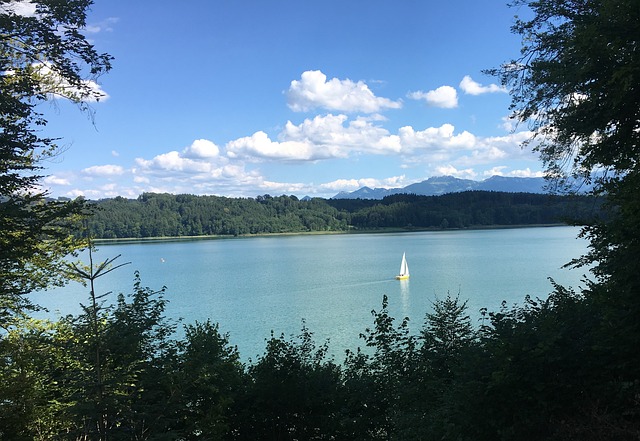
[[83, 191, 602, 239], [2, 0, 640, 440]]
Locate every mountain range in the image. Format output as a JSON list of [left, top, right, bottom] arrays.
[[332, 175, 549, 199]]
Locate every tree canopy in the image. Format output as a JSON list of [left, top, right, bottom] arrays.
[[491, 0, 640, 434], [491, 0, 640, 183], [0, 0, 112, 319]]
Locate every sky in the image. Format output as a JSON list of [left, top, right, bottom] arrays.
[[32, 0, 542, 200]]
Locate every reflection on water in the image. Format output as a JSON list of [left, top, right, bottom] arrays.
[[399, 279, 410, 319]]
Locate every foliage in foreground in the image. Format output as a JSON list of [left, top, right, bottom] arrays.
[[1, 271, 638, 440]]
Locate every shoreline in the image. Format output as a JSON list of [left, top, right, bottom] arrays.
[[92, 223, 572, 245]]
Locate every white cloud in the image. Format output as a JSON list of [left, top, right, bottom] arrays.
[[259, 180, 309, 195], [182, 139, 220, 159], [408, 85, 458, 108], [282, 114, 396, 155], [459, 75, 506, 95], [500, 115, 519, 132], [32, 62, 109, 103], [319, 178, 362, 191], [479, 131, 535, 157], [483, 166, 508, 176], [226, 131, 318, 161], [136, 151, 213, 173], [287, 70, 402, 113], [84, 17, 119, 34], [133, 175, 150, 184], [511, 168, 544, 178], [483, 167, 543, 178], [65, 183, 127, 200], [0, 1, 37, 16], [132, 140, 262, 196], [224, 117, 536, 171], [398, 124, 475, 151], [320, 175, 407, 192], [435, 165, 477, 179], [82, 164, 124, 177], [43, 175, 71, 186], [134, 139, 228, 176], [457, 146, 507, 165], [68, 115, 540, 200], [227, 114, 398, 161]]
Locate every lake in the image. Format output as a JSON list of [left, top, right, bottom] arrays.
[[32, 226, 591, 362]]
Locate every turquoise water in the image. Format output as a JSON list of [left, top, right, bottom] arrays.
[[32, 226, 590, 361]]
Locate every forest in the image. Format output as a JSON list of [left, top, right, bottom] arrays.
[[83, 191, 600, 239], [1, 0, 639, 439]]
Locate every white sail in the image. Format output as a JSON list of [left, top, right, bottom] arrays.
[[400, 252, 409, 275], [397, 252, 409, 279]]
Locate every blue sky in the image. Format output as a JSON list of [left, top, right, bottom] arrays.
[[36, 0, 541, 199]]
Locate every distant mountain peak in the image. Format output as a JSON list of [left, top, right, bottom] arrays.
[[332, 175, 547, 199]]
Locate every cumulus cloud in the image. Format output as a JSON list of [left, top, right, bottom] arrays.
[[287, 70, 402, 113], [82, 164, 124, 177], [227, 131, 318, 161], [282, 114, 397, 155], [227, 114, 399, 161], [182, 139, 220, 159], [398, 124, 475, 151], [224, 117, 535, 171], [73, 117, 539, 200], [459, 75, 506, 95], [408, 85, 458, 108], [134, 139, 225, 178], [136, 151, 214, 173]]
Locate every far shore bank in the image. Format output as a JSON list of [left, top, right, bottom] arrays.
[[92, 223, 572, 245]]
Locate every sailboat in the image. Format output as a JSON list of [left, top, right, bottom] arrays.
[[395, 252, 410, 280]]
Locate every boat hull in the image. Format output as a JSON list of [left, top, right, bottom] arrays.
[[395, 275, 409, 280]]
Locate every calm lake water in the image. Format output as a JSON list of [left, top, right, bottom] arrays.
[[33, 226, 591, 362]]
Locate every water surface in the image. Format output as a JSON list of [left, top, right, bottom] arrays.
[[33, 226, 590, 361]]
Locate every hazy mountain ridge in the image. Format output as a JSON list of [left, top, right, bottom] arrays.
[[332, 175, 548, 199]]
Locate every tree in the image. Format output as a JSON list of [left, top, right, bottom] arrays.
[[63, 260, 178, 440], [491, 0, 639, 187], [420, 292, 475, 381], [490, 2, 640, 434], [172, 320, 245, 440], [0, 0, 112, 320], [239, 323, 343, 440], [491, 0, 640, 289], [0, 317, 79, 439], [343, 295, 419, 439]]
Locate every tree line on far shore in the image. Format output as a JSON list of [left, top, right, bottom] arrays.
[[82, 191, 601, 239]]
